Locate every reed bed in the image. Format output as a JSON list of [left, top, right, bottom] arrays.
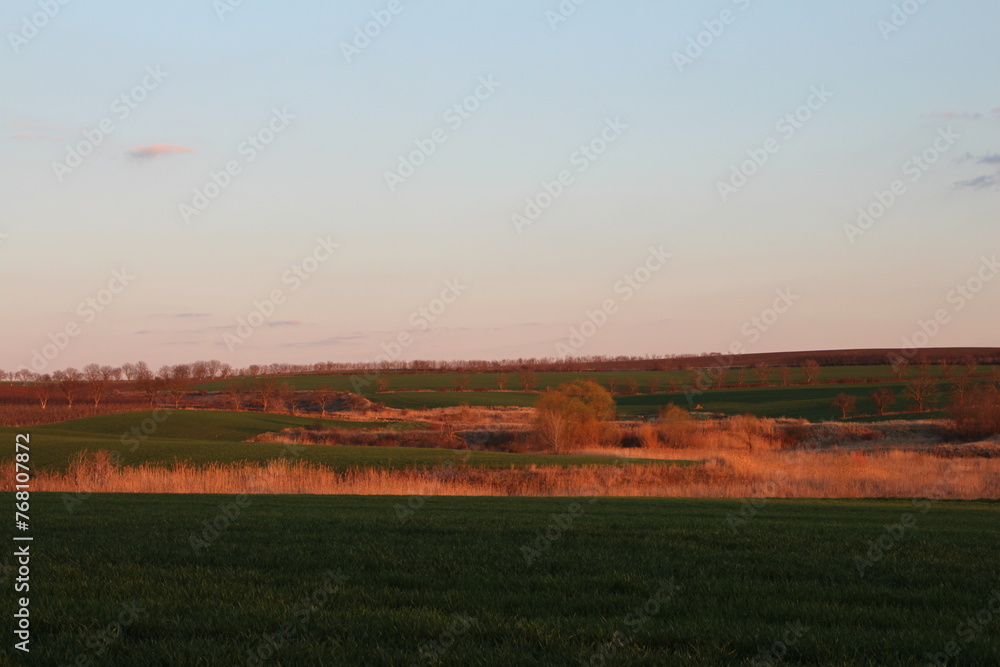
[[15, 448, 999, 499]]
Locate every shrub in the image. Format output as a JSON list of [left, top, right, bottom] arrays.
[[949, 386, 1000, 439]]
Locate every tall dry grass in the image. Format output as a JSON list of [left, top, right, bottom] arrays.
[[13, 448, 998, 499]]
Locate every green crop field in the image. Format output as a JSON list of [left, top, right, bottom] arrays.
[[10, 493, 999, 665], [196, 365, 998, 393], [0, 411, 683, 472], [190, 368, 996, 422]]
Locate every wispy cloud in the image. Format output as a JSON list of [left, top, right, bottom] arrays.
[[929, 111, 984, 121], [282, 335, 366, 348], [126, 143, 196, 159], [265, 320, 302, 328], [11, 132, 62, 141], [955, 153, 1000, 191]]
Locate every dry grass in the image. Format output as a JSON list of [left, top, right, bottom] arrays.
[[14, 447, 999, 499]]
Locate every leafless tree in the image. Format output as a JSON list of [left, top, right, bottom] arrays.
[[518, 369, 537, 392], [891, 360, 909, 381], [779, 366, 792, 386], [626, 377, 639, 395], [496, 373, 509, 391], [833, 393, 857, 419], [648, 377, 660, 394], [83, 363, 117, 407], [313, 385, 336, 417], [754, 362, 770, 386], [870, 388, 896, 416], [54, 367, 84, 408], [28, 373, 54, 409], [905, 377, 938, 413], [801, 360, 821, 384]]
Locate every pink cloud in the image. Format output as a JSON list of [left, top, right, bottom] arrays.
[[928, 111, 983, 120], [126, 143, 196, 159], [11, 132, 62, 140]]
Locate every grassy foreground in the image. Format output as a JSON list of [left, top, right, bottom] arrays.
[[7, 494, 999, 665]]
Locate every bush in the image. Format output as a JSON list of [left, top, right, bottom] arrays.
[[949, 387, 1000, 439], [535, 380, 615, 452]]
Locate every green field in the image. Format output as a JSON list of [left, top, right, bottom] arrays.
[[11, 493, 999, 665], [0, 411, 681, 472], [192, 368, 995, 421], [197, 365, 997, 393]]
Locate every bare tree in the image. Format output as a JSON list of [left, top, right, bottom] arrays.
[[801, 360, 821, 384], [28, 373, 54, 409], [754, 362, 770, 386], [963, 356, 979, 377], [648, 377, 660, 394], [252, 377, 285, 412], [518, 369, 537, 392], [454, 373, 471, 392], [83, 363, 116, 407], [55, 367, 84, 408], [496, 373, 509, 391], [891, 360, 909, 381], [162, 364, 192, 409], [870, 388, 896, 416], [313, 385, 336, 417], [120, 362, 138, 382], [376, 378, 389, 393], [905, 377, 938, 413], [626, 377, 639, 395], [833, 393, 857, 419], [939, 360, 953, 379], [779, 365, 792, 386]]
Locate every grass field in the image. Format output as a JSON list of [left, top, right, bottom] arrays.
[[191, 368, 994, 421], [0, 411, 679, 472], [10, 493, 999, 665], [196, 365, 998, 393], [375, 381, 957, 422]]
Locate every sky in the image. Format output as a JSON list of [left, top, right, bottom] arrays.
[[1, 0, 998, 373]]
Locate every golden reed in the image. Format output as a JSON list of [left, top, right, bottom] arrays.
[[10, 448, 998, 498]]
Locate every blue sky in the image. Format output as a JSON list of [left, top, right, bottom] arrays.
[[1, 0, 998, 371]]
